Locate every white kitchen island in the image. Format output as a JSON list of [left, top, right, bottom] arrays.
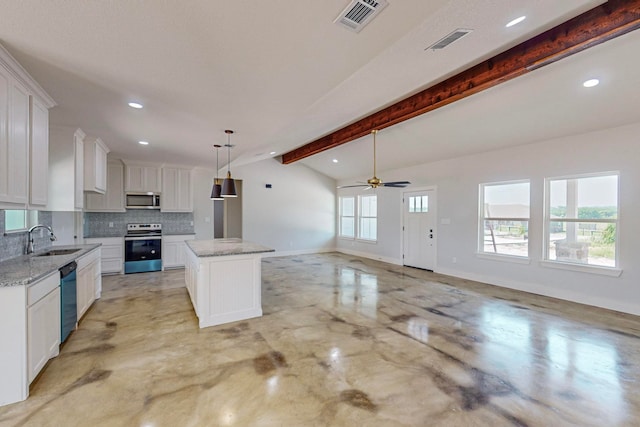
[[184, 238, 274, 328]]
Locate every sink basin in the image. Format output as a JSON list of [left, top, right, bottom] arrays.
[[35, 248, 81, 257]]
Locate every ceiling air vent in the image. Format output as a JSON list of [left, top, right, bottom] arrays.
[[425, 28, 473, 50], [334, 0, 388, 33]]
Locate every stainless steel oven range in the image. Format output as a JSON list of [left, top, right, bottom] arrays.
[[124, 223, 162, 274]]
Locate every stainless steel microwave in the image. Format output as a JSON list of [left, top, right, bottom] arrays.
[[126, 193, 161, 209]]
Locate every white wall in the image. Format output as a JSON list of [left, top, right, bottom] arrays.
[[337, 122, 640, 315], [192, 168, 215, 240], [234, 158, 336, 254], [51, 211, 76, 246]]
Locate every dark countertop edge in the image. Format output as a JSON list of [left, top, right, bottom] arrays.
[[0, 244, 101, 288]]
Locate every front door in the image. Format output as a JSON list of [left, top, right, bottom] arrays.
[[403, 189, 436, 270]]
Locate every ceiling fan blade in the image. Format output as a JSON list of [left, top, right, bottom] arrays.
[[382, 181, 411, 187], [337, 184, 369, 189]]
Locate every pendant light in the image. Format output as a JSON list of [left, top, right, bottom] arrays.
[[210, 144, 223, 200], [221, 129, 237, 197]]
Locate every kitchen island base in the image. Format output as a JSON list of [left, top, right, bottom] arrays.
[[185, 239, 273, 328]]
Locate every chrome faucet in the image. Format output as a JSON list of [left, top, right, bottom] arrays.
[[26, 224, 57, 254]]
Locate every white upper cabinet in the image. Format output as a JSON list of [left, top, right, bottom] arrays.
[[124, 162, 161, 193], [84, 136, 109, 193], [0, 43, 55, 209], [47, 127, 85, 211], [74, 130, 84, 209], [29, 97, 49, 207], [85, 161, 125, 212], [161, 166, 192, 212], [7, 79, 29, 206]]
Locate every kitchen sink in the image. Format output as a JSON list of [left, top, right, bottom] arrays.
[[35, 248, 81, 257]]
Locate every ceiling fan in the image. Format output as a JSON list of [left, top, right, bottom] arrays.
[[338, 129, 411, 190]]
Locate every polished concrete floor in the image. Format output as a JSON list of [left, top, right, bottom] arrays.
[[1, 253, 639, 426]]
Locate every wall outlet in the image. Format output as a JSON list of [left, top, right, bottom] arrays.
[[108, 222, 114, 228], [190, 221, 194, 226], [205, 216, 210, 223], [452, 257, 457, 264]]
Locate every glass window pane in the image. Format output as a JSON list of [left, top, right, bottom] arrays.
[[359, 217, 377, 240], [341, 197, 354, 216], [358, 195, 377, 241], [484, 182, 530, 219], [360, 195, 376, 217], [5, 210, 27, 231], [482, 220, 529, 257], [409, 196, 416, 213], [548, 221, 616, 267], [421, 196, 429, 212], [480, 181, 530, 257], [550, 175, 618, 220], [341, 218, 355, 238]]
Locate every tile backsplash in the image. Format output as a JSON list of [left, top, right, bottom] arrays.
[[0, 209, 194, 262], [84, 211, 194, 237], [0, 210, 54, 262]]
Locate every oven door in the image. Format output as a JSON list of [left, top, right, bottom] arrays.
[[124, 236, 162, 273]]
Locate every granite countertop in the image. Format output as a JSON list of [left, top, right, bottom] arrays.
[[186, 238, 274, 257], [0, 244, 101, 288]]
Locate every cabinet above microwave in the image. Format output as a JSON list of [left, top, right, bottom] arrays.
[[123, 162, 162, 193]]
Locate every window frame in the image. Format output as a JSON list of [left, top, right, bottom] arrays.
[[357, 194, 377, 242], [478, 179, 531, 261], [542, 171, 621, 275], [338, 196, 355, 239], [4, 210, 38, 234]]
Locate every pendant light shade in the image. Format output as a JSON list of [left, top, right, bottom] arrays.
[[221, 130, 237, 197], [210, 144, 224, 200]]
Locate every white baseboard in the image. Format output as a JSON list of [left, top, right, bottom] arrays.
[[262, 247, 335, 258], [335, 248, 403, 266], [436, 266, 640, 316]]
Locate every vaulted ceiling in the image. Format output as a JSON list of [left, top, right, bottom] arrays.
[[2, 0, 636, 182]]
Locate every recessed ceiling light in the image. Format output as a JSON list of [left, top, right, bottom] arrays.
[[138, 141, 149, 145], [128, 102, 143, 109], [332, 159, 339, 163], [583, 78, 600, 88], [506, 16, 526, 28], [270, 151, 276, 155]]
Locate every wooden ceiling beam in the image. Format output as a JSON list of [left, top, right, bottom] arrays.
[[282, 0, 640, 164]]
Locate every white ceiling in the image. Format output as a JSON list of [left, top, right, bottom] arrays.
[[2, 0, 629, 182]]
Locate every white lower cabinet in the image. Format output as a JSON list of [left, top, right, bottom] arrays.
[[76, 248, 101, 321], [27, 272, 60, 384], [84, 237, 123, 274], [162, 234, 195, 269], [0, 247, 102, 407], [0, 270, 61, 406]]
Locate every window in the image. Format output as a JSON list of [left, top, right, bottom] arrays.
[[358, 195, 377, 241], [4, 210, 38, 233], [409, 195, 428, 213], [479, 181, 530, 258], [545, 173, 618, 268], [338, 195, 378, 242], [339, 197, 355, 238]]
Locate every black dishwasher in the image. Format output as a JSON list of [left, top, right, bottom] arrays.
[[60, 261, 78, 343]]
